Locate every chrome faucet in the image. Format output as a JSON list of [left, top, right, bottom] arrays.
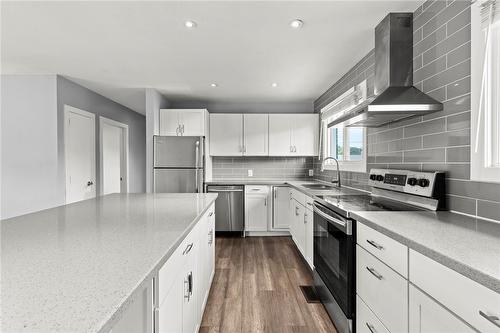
[[320, 157, 341, 188]]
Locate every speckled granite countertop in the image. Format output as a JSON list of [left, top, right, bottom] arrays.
[[1, 193, 218, 333], [351, 211, 500, 293]]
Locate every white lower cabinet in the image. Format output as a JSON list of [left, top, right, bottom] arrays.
[[245, 186, 269, 232], [356, 245, 408, 333], [111, 282, 153, 333], [156, 205, 215, 333], [272, 186, 290, 229], [356, 295, 391, 333], [409, 284, 474, 333], [289, 191, 314, 270]]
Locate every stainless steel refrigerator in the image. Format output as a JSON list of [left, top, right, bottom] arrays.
[[153, 136, 204, 193]]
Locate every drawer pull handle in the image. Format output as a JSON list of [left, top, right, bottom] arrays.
[[366, 266, 383, 280], [183, 243, 193, 255], [366, 323, 377, 333], [479, 310, 500, 328], [366, 239, 384, 250]]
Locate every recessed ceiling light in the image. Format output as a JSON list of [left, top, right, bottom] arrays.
[[271, 83, 278, 87], [185, 20, 197, 28], [210, 83, 218, 87], [290, 19, 303, 29]]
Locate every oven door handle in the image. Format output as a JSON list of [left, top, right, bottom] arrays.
[[313, 202, 348, 232]]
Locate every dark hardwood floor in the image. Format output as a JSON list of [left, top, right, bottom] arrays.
[[200, 236, 338, 333]]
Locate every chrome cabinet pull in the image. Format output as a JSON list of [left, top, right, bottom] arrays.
[[304, 213, 307, 223], [479, 311, 500, 328], [366, 323, 377, 333], [366, 266, 383, 280], [183, 243, 193, 255], [366, 239, 384, 250], [295, 206, 299, 216], [184, 276, 190, 300]]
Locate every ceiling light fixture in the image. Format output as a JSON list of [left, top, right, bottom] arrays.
[[210, 83, 218, 87], [271, 83, 278, 87], [185, 20, 197, 28], [290, 19, 303, 29]]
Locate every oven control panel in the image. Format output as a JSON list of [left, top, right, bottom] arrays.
[[368, 168, 444, 197]]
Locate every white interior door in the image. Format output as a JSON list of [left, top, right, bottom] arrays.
[[65, 106, 96, 204], [102, 123, 122, 195]]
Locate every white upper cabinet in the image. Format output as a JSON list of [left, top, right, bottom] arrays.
[[159, 109, 207, 136], [268, 114, 319, 156], [268, 114, 292, 156], [209, 114, 243, 156], [292, 114, 319, 156], [243, 114, 268, 156]]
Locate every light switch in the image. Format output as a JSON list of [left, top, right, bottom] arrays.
[[248, 169, 253, 177], [309, 169, 314, 177]]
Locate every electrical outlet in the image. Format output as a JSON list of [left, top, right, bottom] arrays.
[[309, 169, 314, 177], [248, 169, 253, 177]]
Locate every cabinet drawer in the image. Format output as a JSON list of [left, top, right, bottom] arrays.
[[290, 188, 305, 206], [409, 249, 500, 332], [357, 295, 391, 333], [357, 245, 408, 333], [158, 225, 197, 304], [357, 223, 408, 277], [245, 185, 269, 194]]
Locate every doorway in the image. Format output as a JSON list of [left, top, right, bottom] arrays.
[[100, 117, 129, 195], [64, 105, 96, 204]]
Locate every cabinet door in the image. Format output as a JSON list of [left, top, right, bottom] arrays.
[[243, 114, 268, 156], [180, 109, 206, 136], [272, 186, 290, 229], [268, 114, 292, 156], [245, 194, 268, 232], [182, 255, 197, 333], [158, 272, 184, 333], [209, 114, 243, 156], [409, 285, 474, 333], [293, 202, 305, 256], [291, 114, 319, 156], [159, 109, 181, 136], [304, 207, 314, 269]]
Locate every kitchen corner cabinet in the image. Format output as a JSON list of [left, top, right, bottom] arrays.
[[159, 109, 207, 136], [156, 204, 215, 333], [268, 114, 319, 156], [245, 186, 270, 232], [209, 113, 268, 156]]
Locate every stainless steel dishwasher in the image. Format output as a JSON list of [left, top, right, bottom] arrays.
[[206, 185, 244, 235]]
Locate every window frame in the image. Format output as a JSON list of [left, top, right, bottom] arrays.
[[320, 81, 368, 173], [470, 0, 500, 183]]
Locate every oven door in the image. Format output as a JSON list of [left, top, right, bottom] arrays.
[[313, 202, 355, 321]]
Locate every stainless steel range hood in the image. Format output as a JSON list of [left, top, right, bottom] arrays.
[[331, 13, 443, 127]]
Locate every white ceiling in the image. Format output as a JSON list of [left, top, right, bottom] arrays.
[[1, 1, 422, 114]]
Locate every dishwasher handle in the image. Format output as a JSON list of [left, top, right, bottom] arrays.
[[207, 189, 243, 192]]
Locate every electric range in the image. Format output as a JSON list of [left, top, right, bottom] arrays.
[[312, 169, 445, 333]]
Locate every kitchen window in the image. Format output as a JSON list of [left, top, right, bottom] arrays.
[[321, 81, 367, 172], [471, 0, 500, 183]]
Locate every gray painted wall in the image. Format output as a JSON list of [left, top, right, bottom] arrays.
[[314, 0, 500, 222], [1, 75, 61, 219], [57, 76, 146, 195], [170, 100, 314, 114]]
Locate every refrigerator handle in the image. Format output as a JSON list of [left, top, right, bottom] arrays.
[[195, 141, 200, 192]]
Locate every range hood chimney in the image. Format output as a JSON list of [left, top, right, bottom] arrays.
[[330, 13, 443, 127]]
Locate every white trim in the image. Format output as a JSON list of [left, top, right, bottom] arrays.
[[322, 125, 367, 173], [470, 0, 500, 183], [99, 116, 129, 195], [64, 105, 96, 203]]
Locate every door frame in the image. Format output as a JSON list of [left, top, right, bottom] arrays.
[[99, 116, 129, 195], [64, 105, 96, 204]]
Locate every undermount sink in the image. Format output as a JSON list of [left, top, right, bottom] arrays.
[[302, 184, 337, 190]]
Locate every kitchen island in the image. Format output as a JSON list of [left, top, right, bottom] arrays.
[[2, 193, 217, 333]]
